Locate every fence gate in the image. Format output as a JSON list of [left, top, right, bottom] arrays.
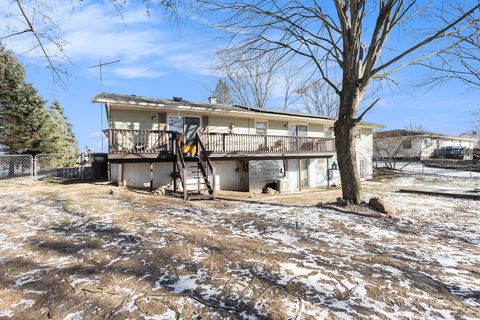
[[34, 154, 81, 181], [0, 155, 34, 183]]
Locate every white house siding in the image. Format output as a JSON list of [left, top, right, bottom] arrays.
[[355, 128, 374, 180], [213, 160, 248, 191], [110, 109, 160, 130], [267, 120, 288, 136], [110, 162, 172, 189], [207, 116, 253, 134], [308, 123, 325, 138]]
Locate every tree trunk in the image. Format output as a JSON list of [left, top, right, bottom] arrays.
[[334, 82, 363, 205]]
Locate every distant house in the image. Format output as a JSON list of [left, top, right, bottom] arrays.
[[92, 93, 381, 199], [373, 130, 477, 161]]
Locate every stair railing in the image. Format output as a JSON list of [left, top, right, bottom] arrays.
[[173, 133, 187, 200], [196, 132, 215, 195]]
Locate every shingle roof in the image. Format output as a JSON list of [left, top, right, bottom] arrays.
[[92, 92, 335, 120]]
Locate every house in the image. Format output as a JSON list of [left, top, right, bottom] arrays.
[[92, 93, 380, 199], [373, 130, 477, 161]]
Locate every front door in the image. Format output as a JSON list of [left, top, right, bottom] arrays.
[[184, 117, 201, 153]]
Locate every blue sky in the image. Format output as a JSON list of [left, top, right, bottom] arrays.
[[1, 0, 478, 152]]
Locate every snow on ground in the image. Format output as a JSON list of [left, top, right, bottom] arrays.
[[376, 161, 480, 178], [0, 175, 478, 319]]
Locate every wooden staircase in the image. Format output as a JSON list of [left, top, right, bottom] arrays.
[[172, 133, 215, 200]]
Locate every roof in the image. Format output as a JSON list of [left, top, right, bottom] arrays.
[[92, 92, 382, 128], [92, 92, 335, 120], [374, 129, 477, 141]]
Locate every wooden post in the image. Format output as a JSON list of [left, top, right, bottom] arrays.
[[326, 157, 330, 189], [108, 129, 113, 153], [118, 163, 124, 187], [222, 133, 226, 152], [173, 139, 177, 192], [150, 162, 153, 192]]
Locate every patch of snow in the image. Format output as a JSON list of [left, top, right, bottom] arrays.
[[0, 310, 13, 318], [63, 310, 84, 320]]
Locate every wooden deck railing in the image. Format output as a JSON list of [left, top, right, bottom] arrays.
[[107, 129, 175, 154], [200, 132, 335, 154], [107, 129, 335, 155]]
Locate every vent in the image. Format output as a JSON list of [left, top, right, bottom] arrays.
[[172, 97, 183, 102]]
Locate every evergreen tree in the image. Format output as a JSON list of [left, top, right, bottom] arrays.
[[212, 79, 233, 105], [0, 46, 74, 155], [47, 100, 79, 154]]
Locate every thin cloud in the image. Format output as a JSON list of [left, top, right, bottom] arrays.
[[114, 66, 169, 79], [1, 1, 219, 79]]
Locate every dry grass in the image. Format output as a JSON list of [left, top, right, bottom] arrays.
[[0, 176, 479, 319]]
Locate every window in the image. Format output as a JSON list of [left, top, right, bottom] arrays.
[[324, 128, 333, 138], [255, 121, 267, 135], [298, 125, 308, 137], [402, 139, 412, 149], [288, 124, 307, 136], [355, 129, 361, 139], [168, 116, 184, 133]]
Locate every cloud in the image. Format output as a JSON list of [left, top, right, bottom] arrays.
[[88, 131, 103, 138], [0, 1, 219, 79], [113, 66, 169, 79]]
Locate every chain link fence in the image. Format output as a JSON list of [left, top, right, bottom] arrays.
[[0, 155, 34, 183], [34, 153, 81, 181], [0, 153, 97, 184]]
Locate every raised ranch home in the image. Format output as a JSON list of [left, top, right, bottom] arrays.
[[92, 93, 380, 200], [373, 130, 477, 161]]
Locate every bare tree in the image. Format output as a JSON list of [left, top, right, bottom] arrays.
[[296, 80, 339, 118], [404, 121, 425, 132], [0, 0, 182, 86], [473, 108, 480, 132], [200, 0, 480, 204], [423, 4, 480, 89], [374, 121, 438, 170], [214, 50, 278, 109]]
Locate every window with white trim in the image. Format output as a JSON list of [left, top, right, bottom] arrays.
[[255, 121, 267, 135]]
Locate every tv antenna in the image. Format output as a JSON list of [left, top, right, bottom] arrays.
[[88, 59, 120, 152]]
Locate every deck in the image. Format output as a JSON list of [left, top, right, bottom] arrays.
[[106, 129, 336, 161]]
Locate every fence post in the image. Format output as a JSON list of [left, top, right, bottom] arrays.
[[80, 152, 84, 181]]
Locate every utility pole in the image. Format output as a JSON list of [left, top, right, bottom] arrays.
[[88, 59, 120, 152]]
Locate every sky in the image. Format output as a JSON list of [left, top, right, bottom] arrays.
[[1, 0, 479, 152]]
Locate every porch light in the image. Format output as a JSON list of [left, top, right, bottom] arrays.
[[331, 161, 338, 170], [151, 115, 157, 121]]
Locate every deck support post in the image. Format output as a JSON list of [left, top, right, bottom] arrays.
[[118, 163, 124, 188], [327, 157, 330, 190], [149, 162, 153, 192]]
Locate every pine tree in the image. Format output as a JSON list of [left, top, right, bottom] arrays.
[[47, 100, 79, 155], [213, 79, 233, 105], [0, 46, 71, 155]]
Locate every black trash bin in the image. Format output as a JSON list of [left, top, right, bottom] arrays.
[[91, 153, 108, 180]]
